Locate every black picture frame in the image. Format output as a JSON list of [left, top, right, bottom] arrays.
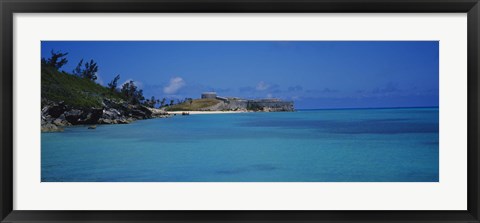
[[1, 0, 479, 222]]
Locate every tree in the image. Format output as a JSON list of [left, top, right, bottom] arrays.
[[136, 89, 145, 104], [83, 59, 99, 81], [120, 80, 144, 105], [107, 75, 121, 91], [169, 99, 174, 106], [185, 98, 193, 105], [121, 81, 134, 102], [160, 98, 166, 107], [72, 59, 84, 76], [143, 96, 157, 108], [72, 59, 99, 81], [42, 50, 68, 70], [150, 96, 157, 108]]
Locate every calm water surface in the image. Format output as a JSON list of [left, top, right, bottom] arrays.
[[41, 108, 439, 182]]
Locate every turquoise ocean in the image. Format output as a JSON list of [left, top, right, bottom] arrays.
[[41, 108, 439, 182]]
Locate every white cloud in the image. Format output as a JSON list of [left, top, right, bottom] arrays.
[[256, 81, 269, 91], [163, 77, 186, 94], [135, 81, 143, 89], [95, 73, 104, 86], [120, 79, 143, 89]]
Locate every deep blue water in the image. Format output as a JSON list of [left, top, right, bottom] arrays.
[[41, 108, 439, 182]]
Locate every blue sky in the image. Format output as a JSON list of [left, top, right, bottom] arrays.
[[41, 41, 438, 109]]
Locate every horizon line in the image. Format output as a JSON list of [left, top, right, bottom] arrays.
[[296, 106, 439, 111]]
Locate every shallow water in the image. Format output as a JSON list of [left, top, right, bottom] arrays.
[[41, 108, 439, 182]]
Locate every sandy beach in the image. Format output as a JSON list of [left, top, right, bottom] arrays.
[[166, 111, 248, 115]]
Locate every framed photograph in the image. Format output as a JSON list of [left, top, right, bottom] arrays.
[[1, 0, 479, 222]]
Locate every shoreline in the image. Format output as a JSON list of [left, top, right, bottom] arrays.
[[166, 111, 249, 115]]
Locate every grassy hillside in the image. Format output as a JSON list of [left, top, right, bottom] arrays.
[[165, 98, 221, 111], [41, 66, 123, 108]]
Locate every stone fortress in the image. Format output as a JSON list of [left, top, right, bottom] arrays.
[[200, 92, 294, 112]]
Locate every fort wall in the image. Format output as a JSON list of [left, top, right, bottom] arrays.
[[201, 92, 294, 112]]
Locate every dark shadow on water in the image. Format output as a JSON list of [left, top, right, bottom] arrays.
[[240, 118, 439, 135], [422, 141, 439, 146], [216, 164, 279, 175], [251, 164, 278, 171]]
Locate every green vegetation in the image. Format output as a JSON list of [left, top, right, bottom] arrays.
[[41, 50, 198, 111], [41, 66, 123, 108], [41, 50, 68, 70], [120, 80, 145, 105], [72, 59, 99, 81], [107, 74, 120, 91], [41, 50, 150, 109], [165, 98, 221, 111], [144, 96, 159, 108]]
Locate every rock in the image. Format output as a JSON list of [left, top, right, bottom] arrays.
[[129, 108, 147, 119], [81, 108, 103, 124], [40, 98, 167, 129], [117, 118, 129, 124], [103, 108, 121, 120], [102, 98, 124, 110], [126, 105, 153, 119], [100, 118, 113, 124], [53, 118, 64, 126], [64, 109, 83, 124], [46, 101, 68, 118], [88, 125, 96, 129], [41, 123, 63, 132], [41, 115, 47, 125], [138, 106, 153, 117], [64, 108, 103, 124], [41, 106, 50, 115], [52, 115, 69, 126], [120, 119, 131, 124]]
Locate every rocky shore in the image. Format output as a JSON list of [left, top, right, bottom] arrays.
[[41, 99, 171, 132]]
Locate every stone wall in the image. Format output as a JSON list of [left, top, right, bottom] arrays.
[[201, 92, 217, 99], [247, 100, 294, 112], [225, 99, 249, 110], [201, 98, 294, 112]]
